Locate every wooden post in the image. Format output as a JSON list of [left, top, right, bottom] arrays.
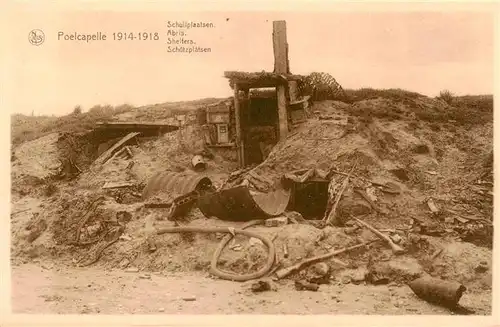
[[273, 20, 289, 141], [234, 83, 244, 168], [277, 86, 288, 140], [243, 88, 250, 166], [273, 20, 290, 74], [289, 81, 298, 102]]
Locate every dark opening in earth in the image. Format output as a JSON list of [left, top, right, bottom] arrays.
[[288, 180, 329, 219], [390, 168, 410, 182]]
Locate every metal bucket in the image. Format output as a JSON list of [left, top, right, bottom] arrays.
[[191, 155, 207, 171]]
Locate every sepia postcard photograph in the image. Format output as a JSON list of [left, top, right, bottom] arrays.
[[2, 1, 499, 326]]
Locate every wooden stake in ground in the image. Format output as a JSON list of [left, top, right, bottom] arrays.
[[323, 162, 357, 226]]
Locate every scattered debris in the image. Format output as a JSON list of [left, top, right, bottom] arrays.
[[412, 219, 445, 237], [105, 146, 133, 165], [275, 240, 376, 280], [249, 237, 264, 247], [430, 248, 443, 261], [118, 258, 130, 269], [390, 233, 402, 244], [102, 182, 134, 190], [11, 208, 31, 216], [365, 270, 389, 285], [365, 187, 378, 202], [229, 243, 243, 251], [283, 244, 289, 258], [306, 262, 331, 285], [146, 237, 157, 252], [353, 187, 383, 214], [444, 208, 491, 225], [474, 261, 488, 273], [248, 170, 273, 189], [251, 280, 272, 293], [166, 191, 200, 221], [427, 198, 439, 215], [318, 114, 348, 126], [144, 202, 173, 209], [367, 256, 423, 285], [350, 268, 368, 284], [353, 217, 405, 254], [265, 216, 288, 227], [408, 276, 467, 309], [324, 162, 357, 226], [25, 218, 48, 243], [444, 216, 455, 224], [344, 226, 359, 235], [94, 132, 141, 166], [181, 296, 197, 301], [379, 182, 402, 195], [119, 234, 132, 241], [156, 220, 276, 282], [283, 168, 315, 183]]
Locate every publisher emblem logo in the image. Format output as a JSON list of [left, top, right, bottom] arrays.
[[28, 29, 45, 46]]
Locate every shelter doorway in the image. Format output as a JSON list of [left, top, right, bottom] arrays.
[[241, 88, 279, 165]]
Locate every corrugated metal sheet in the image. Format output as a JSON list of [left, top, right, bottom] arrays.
[[197, 186, 291, 222], [142, 171, 213, 200]]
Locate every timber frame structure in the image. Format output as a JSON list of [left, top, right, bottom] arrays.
[[224, 21, 306, 168]]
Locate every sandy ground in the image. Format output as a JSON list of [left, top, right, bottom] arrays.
[[11, 263, 491, 315]]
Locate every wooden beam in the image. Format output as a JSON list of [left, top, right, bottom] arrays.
[[234, 84, 244, 168], [273, 20, 290, 141], [272, 21, 289, 74], [93, 132, 140, 166]]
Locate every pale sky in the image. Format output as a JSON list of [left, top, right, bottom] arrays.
[[4, 5, 496, 115]]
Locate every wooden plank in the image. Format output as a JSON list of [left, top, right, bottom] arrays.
[[124, 146, 133, 158], [102, 181, 134, 189], [104, 147, 128, 165], [234, 84, 244, 168], [96, 121, 178, 127], [94, 132, 140, 165], [206, 143, 235, 148]]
